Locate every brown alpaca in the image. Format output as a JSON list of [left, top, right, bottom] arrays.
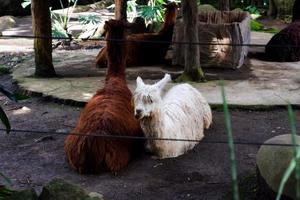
[[96, 2, 178, 68], [64, 20, 142, 174]]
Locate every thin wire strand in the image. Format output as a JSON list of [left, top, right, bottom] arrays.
[[0, 128, 299, 148], [1, 35, 300, 48]]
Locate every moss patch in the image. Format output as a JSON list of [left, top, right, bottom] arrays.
[[175, 69, 206, 83], [0, 65, 10, 74]]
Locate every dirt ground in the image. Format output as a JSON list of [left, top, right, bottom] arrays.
[[1, 73, 300, 200]]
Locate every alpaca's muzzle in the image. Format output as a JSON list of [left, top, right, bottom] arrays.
[[135, 109, 142, 119]]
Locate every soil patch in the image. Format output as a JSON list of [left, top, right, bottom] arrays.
[[1, 74, 300, 199]]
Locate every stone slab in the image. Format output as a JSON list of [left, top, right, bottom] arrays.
[[12, 48, 300, 108]]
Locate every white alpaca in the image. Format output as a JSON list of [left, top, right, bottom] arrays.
[[133, 74, 212, 159]]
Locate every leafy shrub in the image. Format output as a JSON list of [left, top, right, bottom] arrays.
[[250, 19, 264, 31]]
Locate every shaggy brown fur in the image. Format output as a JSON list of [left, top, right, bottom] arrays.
[[96, 2, 178, 68], [64, 20, 142, 174]]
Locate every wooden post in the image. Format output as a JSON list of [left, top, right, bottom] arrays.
[[31, 0, 56, 77], [219, 0, 230, 11], [115, 0, 127, 21], [177, 0, 205, 82]]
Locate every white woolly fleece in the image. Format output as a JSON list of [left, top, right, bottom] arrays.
[[133, 74, 212, 159]]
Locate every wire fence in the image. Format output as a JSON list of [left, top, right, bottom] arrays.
[[0, 33, 299, 148], [0, 128, 299, 148], [0, 34, 300, 48]]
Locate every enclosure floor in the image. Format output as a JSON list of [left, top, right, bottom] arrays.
[[1, 74, 300, 200]]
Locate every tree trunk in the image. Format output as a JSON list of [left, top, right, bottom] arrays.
[[177, 0, 205, 82], [293, 0, 300, 22], [115, 0, 127, 21], [268, 0, 276, 17], [31, 0, 56, 77], [219, 0, 230, 11]]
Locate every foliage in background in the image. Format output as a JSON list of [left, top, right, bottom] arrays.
[[51, 0, 79, 39], [244, 5, 260, 15], [250, 19, 279, 33], [21, 0, 31, 9], [78, 14, 103, 39], [22, 0, 79, 39], [138, 0, 165, 24], [0, 65, 10, 75]]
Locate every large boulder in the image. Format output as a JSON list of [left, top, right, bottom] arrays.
[[38, 178, 103, 200], [0, 16, 16, 35], [256, 134, 300, 199], [265, 21, 300, 62]]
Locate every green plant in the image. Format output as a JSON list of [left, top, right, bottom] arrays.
[[0, 65, 9, 75], [250, 19, 279, 34], [51, 0, 79, 38], [21, 0, 31, 9], [250, 19, 264, 31], [221, 81, 240, 200], [78, 14, 103, 39], [22, 0, 79, 38], [79, 15, 101, 25], [244, 5, 260, 15]]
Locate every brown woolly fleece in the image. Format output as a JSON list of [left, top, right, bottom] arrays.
[[64, 20, 143, 174], [95, 2, 178, 68]]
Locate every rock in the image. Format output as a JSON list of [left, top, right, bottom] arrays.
[[5, 188, 38, 200], [89, 192, 104, 199], [256, 134, 300, 199], [38, 178, 103, 200], [265, 22, 300, 62], [0, 16, 16, 33]]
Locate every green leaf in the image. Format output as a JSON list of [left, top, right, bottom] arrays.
[[21, 0, 31, 9], [0, 106, 10, 134], [52, 20, 69, 38], [220, 81, 240, 200], [0, 172, 11, 186], [0, 85, 17, 102]]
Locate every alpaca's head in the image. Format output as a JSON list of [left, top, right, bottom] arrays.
[[133, 74, 171, 120]]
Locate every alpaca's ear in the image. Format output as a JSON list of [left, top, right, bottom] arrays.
[[136, 76, 145, 88], [155, 74, 171, 90]]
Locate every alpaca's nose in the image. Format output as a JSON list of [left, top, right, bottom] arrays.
[[135, 109, 142, 119]]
